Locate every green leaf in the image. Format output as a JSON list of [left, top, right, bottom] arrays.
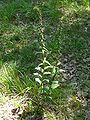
[[43, 86, 49, 93], [52, 81, 58, 84], [44, 60, 51, 66], [43, 58, 51, 66], [52, 66, 56, 76], [44, 66, 53, 70], [35, 78, 41, 85], [43, 72, 51, 75], [35, 66, 43, 72], [35, 66, 41, 71], [43, 79, 49, 82], [51, 81, 59, 89], [38, 63, 43, 67], [34, 73, 42, 78], [43, 47, 48, 52]]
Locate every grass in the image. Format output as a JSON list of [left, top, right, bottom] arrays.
[[0, 62, 32, 94], [0, 0, 90, 119]]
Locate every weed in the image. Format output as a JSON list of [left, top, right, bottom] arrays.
[[0, 0, 90, 119]]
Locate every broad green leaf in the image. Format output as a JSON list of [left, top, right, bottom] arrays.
[[43, 79, 49, 83], [43, 47, 48, 52], [44, 60, 51, 66], [44, 66, 53, 70], [36, 52, 42, 54], [43, 72, 51, 75], [51, 84, 59, 89], [52, 66, 56, 76], [35, 66, 41, 71], [43, 58, 51, 65], [34, 73, 42, 78], [34, 73, 38, 76], [42, 49, 45, 54], [52, 81, 58, 84], [38, 63, 44, 67], [35, 78, 41, 85], [35, 66, 43, 72], [44, 86, 49, 90], [43, 86, 49, 93], [51, 81, 59, 89]]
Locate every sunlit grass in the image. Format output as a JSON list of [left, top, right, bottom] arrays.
[[0, 62, 23, 93]]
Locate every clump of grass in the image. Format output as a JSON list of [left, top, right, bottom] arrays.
[[0, 62, 23, 94], [0, 62, 39, 98], [0, 62, 36, 95]]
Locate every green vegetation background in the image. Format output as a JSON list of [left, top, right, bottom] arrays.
[[0, 0, 90, 120]]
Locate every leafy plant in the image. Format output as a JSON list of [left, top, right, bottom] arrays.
[[33, 6, 59, 97]]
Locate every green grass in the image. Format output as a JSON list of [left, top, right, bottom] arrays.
[[0, 62, 29, 94], [0, 0, 90, 119]]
